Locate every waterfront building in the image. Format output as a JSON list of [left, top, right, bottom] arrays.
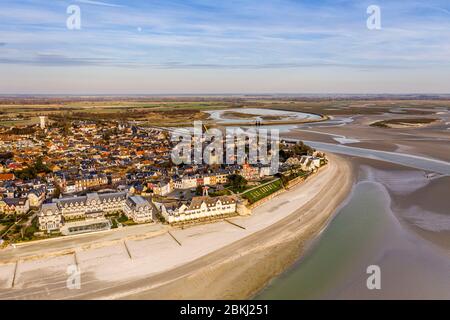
[[0, 197, 30, 215], [241, 163, 260, 181], [299, 155, 321, 171], [38, 191, 154, 235], [27, 189, 46, 208], [161, 195, 237, 224], [152, 179, 173, 196], [123, 196, 154, 223]]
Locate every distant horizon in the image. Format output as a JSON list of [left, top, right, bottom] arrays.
[[1, 93, 450, 98], [1, 0, 450, 94]]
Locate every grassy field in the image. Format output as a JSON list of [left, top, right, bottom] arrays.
[[370, 118, 438, 128], [0, 101, 234, 126], [1, 97, 448, 127], [242, 179, 283, 204]]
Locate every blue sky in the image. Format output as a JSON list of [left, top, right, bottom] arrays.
[[0, 0, 450, 94]]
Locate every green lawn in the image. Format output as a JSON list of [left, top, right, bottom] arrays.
[[117, 214, 136, 226], [283, 170, 310, 183], [242, 179, 283, 204]]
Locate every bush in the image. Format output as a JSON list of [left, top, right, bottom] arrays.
[[227, 174, 248, 192], [117, 214, 129, 223], [24, 225, 38, 239], [209, 190, 231, 197]]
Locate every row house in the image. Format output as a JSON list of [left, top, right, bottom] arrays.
[[151, 179, 173, 196], [299, 156, 322, 171], [0, 197, 30, 215], [27, 189, 46, 208], [161, 195, 237, 224], [173, 172, 230, 190], [38, 191, 154, 235], [74, 174, 108, 191], [123, 196, 155, 223], [56, 173, 109, 194]]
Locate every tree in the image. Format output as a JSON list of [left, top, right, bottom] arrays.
[[15, 157, 50, 180], [195, 185, 203, 196], [227, 174, 247, 191], [15, 166, 37, 180], [34, 157, 50, 174], [60, 120, 71, 137], [0, 152, 13, 164], [279, 149, 290, 162], [102, 131, 111, 143], [53, 185, 62, 199], [292, 141, 314, 156], [277, 173, 290, 186]]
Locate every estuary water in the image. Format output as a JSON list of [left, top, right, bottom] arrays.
[[206, 108, 322, 124], [203, 108, 450, 299], [303, 141, 450, 175], [255, 181, 450, 299]]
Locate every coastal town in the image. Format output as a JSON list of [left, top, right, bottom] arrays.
[[0, 116, 326, 245], [2, 0, 450, 304]]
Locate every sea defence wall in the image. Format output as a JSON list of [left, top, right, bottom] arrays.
[[246, 165, 327, 211], [237, 201, 252, 215], [247, 188, 286, 210]]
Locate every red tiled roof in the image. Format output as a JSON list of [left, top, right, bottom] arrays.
[[0, 173, 15, 181]]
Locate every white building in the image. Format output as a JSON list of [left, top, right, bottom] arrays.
[[123, 196, 154, 223], [299, 156, 321, 171], [152, 180, 173, 196], [38, 203, 63, 232], [259, 165, 277, 177], [27, 189, 46, 208], [161, 195, 237, 224], [0, 198, 30, 215], [180, 176, 197, 189], [39, 116, 46, 130], [38, 192, 154, 235]]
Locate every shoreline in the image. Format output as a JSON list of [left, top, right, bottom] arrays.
[[0, 154, 353, 299], [88, 154, 353, 300]]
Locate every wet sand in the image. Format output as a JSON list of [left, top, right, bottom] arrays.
[[256, 158, 450, 299], [120, 155, 353, 300], [284, 109, 450, 162], [0, 154, 353, 299], [255, 113, 450, 299], [256, 176, 450, 300], [355, 158, 450, 253], [2, 106, 448, 300], [291, 108, 450, 255]]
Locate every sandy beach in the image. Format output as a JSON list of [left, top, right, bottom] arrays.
[[0, 154, 353, 300], [253, 106, 450, 299]]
